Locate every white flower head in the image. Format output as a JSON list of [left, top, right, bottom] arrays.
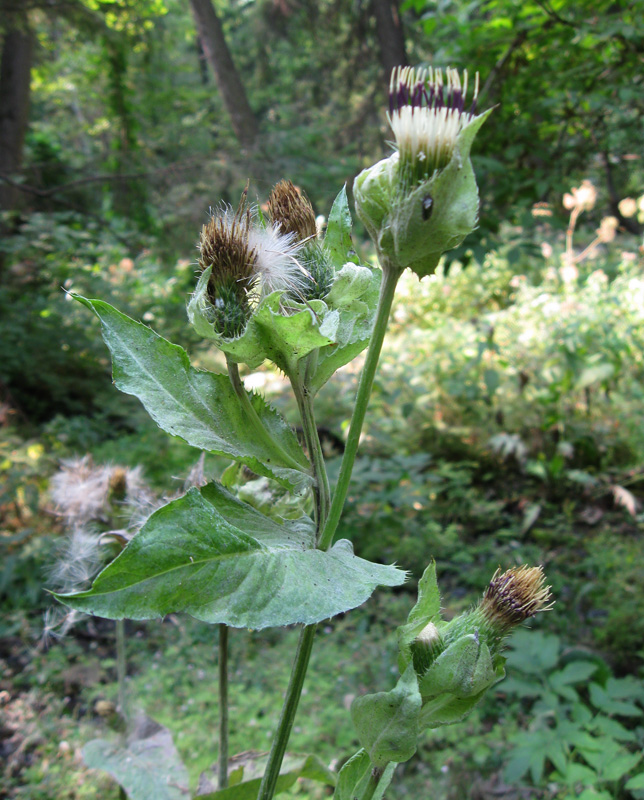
[[388, 65, 480, 183], [248, 223, 311, 299]]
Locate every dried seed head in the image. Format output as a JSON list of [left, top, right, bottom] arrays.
[[481, 565, 553, 630], [268, 180, 317, 242]]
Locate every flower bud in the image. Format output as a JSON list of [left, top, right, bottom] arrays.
[[196, 191, 257, 337], [407, 565, 552, 728], [268, 180, 317, 243], [354, 66, 491, 279]]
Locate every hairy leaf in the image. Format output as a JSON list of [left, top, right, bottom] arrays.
[[75, 295, 310, 491], [55, 483, 406, 628]]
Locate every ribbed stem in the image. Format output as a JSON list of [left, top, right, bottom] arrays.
[[256, 624, 317, 800], [318, 265, 400, 550], [358, 766, 387, 800], [218, 623, 229, 790]]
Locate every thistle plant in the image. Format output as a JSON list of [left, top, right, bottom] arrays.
[[53, 65, 553, 800]]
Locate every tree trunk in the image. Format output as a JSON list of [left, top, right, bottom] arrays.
[[0, 14, 34, 213], [188, 0, 258, 148], [371, 0, 407, 79]]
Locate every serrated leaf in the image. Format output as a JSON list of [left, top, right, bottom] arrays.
[[590, 683, 642, 716], [351, 665, 421, 767], [76, 296, 310, 491], [82, 716, 189, 800], [333, 750, 395, 800], [196, 751, 335, 799], [325, 185, 354, 268], [55, 483, 406, 628]]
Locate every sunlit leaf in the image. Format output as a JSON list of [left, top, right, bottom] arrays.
[[55, 483, 406, 628]]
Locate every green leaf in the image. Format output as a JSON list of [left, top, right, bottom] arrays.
[[55, 483, 406, 628], [82, 716, 189, 800], [625, 772, 644, 791], [333, 750, 395, 800], [575, 363, 614, 391], [309, 263, 381, 394], [590, 683, 642, 716], [76, 296, 310, 491], [196, 751, 335, 799], [397, 561, 441, 671], [351, 665, 421, 768], [324, 185, 355, 268]]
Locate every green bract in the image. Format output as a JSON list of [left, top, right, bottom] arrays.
[[354, 109, 492, 278]]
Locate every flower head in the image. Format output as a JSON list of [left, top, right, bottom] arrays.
[[354, 64, 490, 278], [198, 191, 258, 337], [388, 66, 480, 184], [268, 180, 317, 242], [480, 565, 553, 633]]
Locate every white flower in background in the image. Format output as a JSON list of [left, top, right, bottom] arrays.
[[50, 455, 111, 524], [388, 65, 480, 183]]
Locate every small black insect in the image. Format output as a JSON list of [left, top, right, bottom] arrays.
[[422, 195, 434, 221]]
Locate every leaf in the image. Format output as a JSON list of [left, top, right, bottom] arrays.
[[82, 715, 189, 800], [324, 185, 355, 268], [76, 296, 310, 492], [196, 751, 335, 799], [575, 363, 614, 391], [309, 264, 381, 394], [351, 665, 421, 767], [333, 750, 395, 800], [589, 683, 642, 716], [397, 561, 441, 671], [625, 772, 644, 791], [55, 483, 406, 628]]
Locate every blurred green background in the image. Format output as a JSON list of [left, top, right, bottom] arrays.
[[1, 1, 644, 798]]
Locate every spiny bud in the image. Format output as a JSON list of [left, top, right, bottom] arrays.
[[480, 565, 553, 632], [268, 180, 317, 242], [410, 621, 443, 676]]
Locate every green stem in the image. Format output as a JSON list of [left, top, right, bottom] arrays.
[[256, 624, 317, 800], [115, 619, 127, 720], [292, 369, 331, 529], [358, 765, 389, 800], [218, 623, 229, 790], [226, 359, 306, 473], [318, 265, 400, 551]]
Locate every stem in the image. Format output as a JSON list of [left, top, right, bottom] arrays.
[[115, 619, 127, 720], [226, 359, 306, 473], [358, 766, 388, 800], [318, 265, 400, 550], [292, 369, 331, 530], [218, 623, 229, 790], [256, 624, 317, 800]]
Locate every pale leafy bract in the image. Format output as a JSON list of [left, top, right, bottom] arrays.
[[350, 665, 421, 767], [75, 295, 310, 492], [54, 483, 406, 629]]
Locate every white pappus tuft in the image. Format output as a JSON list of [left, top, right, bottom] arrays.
[[248, 223, 311, 299]]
